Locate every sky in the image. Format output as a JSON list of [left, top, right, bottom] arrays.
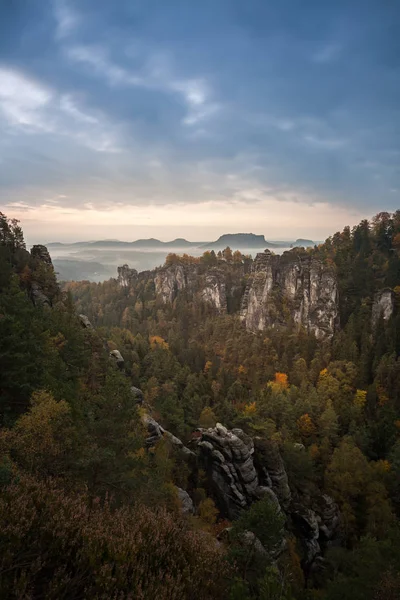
[[0, 0, 399, 244]]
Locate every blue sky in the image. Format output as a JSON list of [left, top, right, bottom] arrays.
[[0, 0, 399, 242]]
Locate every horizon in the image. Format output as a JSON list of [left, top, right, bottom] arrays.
[[1, 1, 399, 243]]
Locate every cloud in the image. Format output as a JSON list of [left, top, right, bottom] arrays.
[[0, 69, 53, 130], [0, 67, 122, 153], [66, 44, 221, 126], [54, 0, 79, 40]]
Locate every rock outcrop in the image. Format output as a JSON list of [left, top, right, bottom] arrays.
[[109, 349, 124, 369], [79, 314, 93, 329], [372, 288, 394, 326], [253, 438, 291, 509], [197, 423, 268, 519], [117, 264, 138, 287], [200, 269, 227, 312], [141, 413, 195, 458], [30, 244, 53, 266], [176, 487, 195, 515], [30, 282, 51, 307], [154, 265, 188, 304], [195, 424, 340, 567], [240, 249, 339, 339], [154, 264, 228, 312]]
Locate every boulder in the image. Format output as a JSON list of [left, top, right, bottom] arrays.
[[79, 314, 93, 329], [130, 386, 144, 404], [176, 487, 194, 515], [109, 349, 124, 369]]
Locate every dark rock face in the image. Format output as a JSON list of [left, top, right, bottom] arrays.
[[195, 424, 340, 567], [141, 413, 195, 458], [253, 438, 291, 509], [30, 244, 53, 266], [117, 264, 138, 287], [371, 288, 394, 326], [176, 487, 194, 515], [240, 249, 339, 339], [30, 282, 51, 307], [130, 386, 144, 404], [197, 424, 265, 519]]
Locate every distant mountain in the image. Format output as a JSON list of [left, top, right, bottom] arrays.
[[47, 235, 315, 251], [201, 233, 282, 250], [47, 237, 205, 249], [292, 238, 315, 248]]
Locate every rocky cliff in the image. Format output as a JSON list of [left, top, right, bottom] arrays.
[[372, 288, 395, 326], [154, 264, 232, 312], [240, 249, 339, 339], [195, 423, 340, 566]]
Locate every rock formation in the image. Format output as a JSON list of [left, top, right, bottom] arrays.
[[109, 349, 124, 369], [154, 265, 188, 304], [79, 314, 93, 329], [240, 249, 339, 339], [30, 282, 51, 307], [154, 264, 228, 312], [176, 487, 194, 515], [372, 288, 394, 326], [117, 264, 138, 287], [200, 268, 227, 312], [30, 244, 53, 266], [195, 424, 340, 566], [197, 423, 269, 519], [141, 413, 195, 458]]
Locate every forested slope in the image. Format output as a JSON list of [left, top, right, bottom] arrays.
[[1, 211, 400, 599]]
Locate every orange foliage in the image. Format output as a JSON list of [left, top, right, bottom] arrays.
[[274, 372, 289, 389]]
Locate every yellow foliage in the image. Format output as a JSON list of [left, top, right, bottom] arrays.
[[134, 447, 146, 460], [204, 360, 212, 374], [354, 389, 367, 408], [149, 335, 169, 350], [243, 401, 257, 415], [395, 419, 400, 430], [297, 413, 316, 437], [377, 385, 389, 406], [238, 364, 247, 375], [319, 368, 328, 378]]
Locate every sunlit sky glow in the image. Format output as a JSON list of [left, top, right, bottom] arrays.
[[1, 0, 399, 243]]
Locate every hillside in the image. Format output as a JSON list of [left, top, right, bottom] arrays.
[[1, 210, 400, 599]]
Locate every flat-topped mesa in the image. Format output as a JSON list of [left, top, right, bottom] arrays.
[[240, 249, 339, 339]]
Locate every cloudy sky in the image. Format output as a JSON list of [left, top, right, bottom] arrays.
[[1, 0, 399, 243]]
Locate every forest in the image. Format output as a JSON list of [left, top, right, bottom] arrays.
[[1, 210, 400, 599]]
